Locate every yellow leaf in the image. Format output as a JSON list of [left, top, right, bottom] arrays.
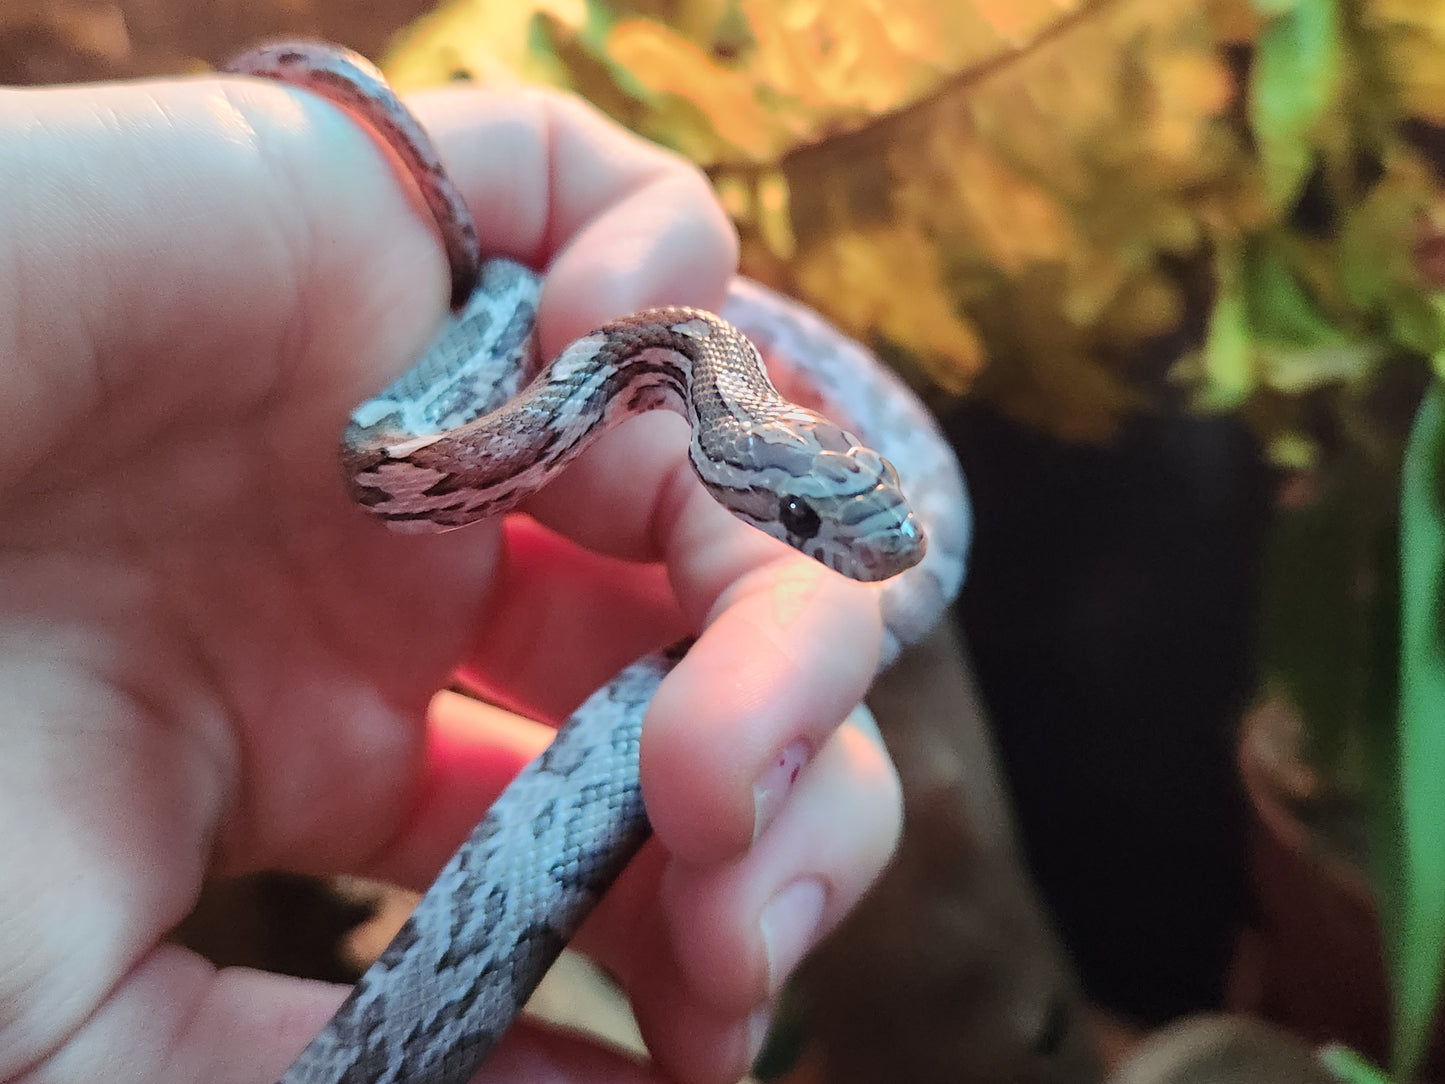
[[968, 0, 1084, 43], [601, 0, 1097, 164], [385, 0, 589, 90], [1363, 0, 1445, 122], [928, 140, 1078, 275], [1206, 0, 1267, 43], [387, 0, 1247, 440], [605, 20, 783, 159], [792, 224, 987, 394]]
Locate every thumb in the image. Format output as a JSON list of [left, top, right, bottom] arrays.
[[0, 74, 451, 492]]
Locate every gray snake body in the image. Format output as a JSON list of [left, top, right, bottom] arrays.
[[223, 42, 969, 1084], [343, 257, 922, 581], [285, 646, 672, 1084]]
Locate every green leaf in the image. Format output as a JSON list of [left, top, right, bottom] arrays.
[[1249, 0, 1342, 209], [1198, 238, 1370, 411], [1319, 1044, 1397, 1084], [1266, 431, 1318, 469], [1245, 240, 1344, 349], [1430, 295, 1445, 379], [1387, 380, 1445, 1079], [1258, 341, 1384, 393], [1251, 0, 1306, 16], [1200, 249, 1253, 408]]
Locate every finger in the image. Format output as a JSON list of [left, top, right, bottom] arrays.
[[285, 710, 894, 1083], [626, 949, 771, 1084], [517, 409, 706, 566], [474, 500, 883, 865], [659, 706, 902, 1011], [12, 945, 339, 1084], [463, 430, 886, 854], [456, 516, 687, 723], [644, 556, 882, 864], [405, 86, 737, 357], [474, 1018, 674, 1084], [567, 710, 899, 1084], [467, 514, 883, 865], [0, 78, 444, 487], [570, 845, 773, 1084]]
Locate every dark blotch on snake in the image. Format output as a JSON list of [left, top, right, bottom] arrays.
[[499, 306, 534, 356], [432, 883, 505, 972], [375, 918, 421, 967], [514, 921, 570, 975], [531, 799, 558, 838], [537, 736, 591, 779], [837, 485, 893, 526]]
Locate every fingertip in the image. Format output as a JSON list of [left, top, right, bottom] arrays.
[[657, 707, 901, 1012], [407, 84, 737, 358], [404, 86, 553, 265], [640, 561, 882, 865], [573, 874, 765, 1084], [538, 167, 738, 358]]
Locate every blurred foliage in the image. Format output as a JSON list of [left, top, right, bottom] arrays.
[[387, 1, 1096, 163], [0, 0, 435, 84], [384, 0, 1445, 451], [1321, 1043, 1399, 1084], [1383, 381, 1445, 1080], [1181, 0, 1445, 470], [385, 0, 1241, 439], [1368, 0, 1445, 126]]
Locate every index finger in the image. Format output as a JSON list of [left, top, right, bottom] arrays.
[[407, 86, 738, 358]]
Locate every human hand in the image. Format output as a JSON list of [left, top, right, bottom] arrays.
[[0, 66, 902, 1084]]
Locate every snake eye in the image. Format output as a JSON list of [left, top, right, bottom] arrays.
[[778, 495, 821, 540]]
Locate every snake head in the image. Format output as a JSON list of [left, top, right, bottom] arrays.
[[700, 418, 927, 583], [782, 440, 926, 582]]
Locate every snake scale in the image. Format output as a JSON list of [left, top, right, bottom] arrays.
[[222, 42, 970, 1084]]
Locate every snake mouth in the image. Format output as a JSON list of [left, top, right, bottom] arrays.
[[816, 512, 926, 582], [858, 513, 928, 581]]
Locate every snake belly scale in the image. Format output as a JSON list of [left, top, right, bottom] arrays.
[[222, 41, 969, 1084]]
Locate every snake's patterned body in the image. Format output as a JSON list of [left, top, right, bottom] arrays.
[[223, 42, 970, 1084]]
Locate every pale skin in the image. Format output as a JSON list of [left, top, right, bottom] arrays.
[[0, 70, 903, 1084]]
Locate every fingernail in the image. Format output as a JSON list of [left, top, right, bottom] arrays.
[[760, 878, 827, 992], [752, 740, 809, 842]]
